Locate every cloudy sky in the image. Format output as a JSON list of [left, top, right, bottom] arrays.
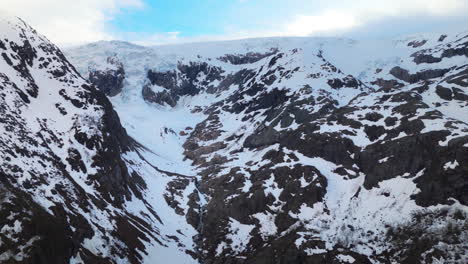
[[1, 0, 468, 46]]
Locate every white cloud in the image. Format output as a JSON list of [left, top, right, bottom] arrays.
[[1, 0, 467, 46], [121, 31, 181, 46], [283, 0, 468, 37], [285, 11, 359, 37], [127, 29, 289, 46], [0, 0, 143, 46], [137, 0, 468, 46], [362, 0, 468, 16]]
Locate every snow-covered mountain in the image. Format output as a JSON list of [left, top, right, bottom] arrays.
[[65, 32, 468, 263], [0, 13, 467, 264], [0, 14, 200, 264]]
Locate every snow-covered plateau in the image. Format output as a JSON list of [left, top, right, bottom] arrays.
[[0, 13, 467, 264]]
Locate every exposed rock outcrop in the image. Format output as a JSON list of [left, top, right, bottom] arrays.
[[88, 55, 125, 96]]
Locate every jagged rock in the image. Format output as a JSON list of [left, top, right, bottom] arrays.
[[412, 53, 442, 64], [372, 78, 404, 91], [143, 62, 226, 106], [364, 112, 384, 122], [142, 84, 177, 106], [436, 85, 453, 100], [390, 66, 450, 83], [147, 69, 177, 90], [218, 50, 278, 65], [452, 87, 468, 101], [408, 39, 427, 48], [88, 56, 125, 96], [439, 34, 448, 42]]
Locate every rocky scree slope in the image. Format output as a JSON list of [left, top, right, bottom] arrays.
[[0, 15, 201, 264], [66, 32, 468, 264]]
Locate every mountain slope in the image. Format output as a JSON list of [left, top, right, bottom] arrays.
[[66, 32, 468, 263], [0, 15, 200, 264], [0, 13, 466, 263]]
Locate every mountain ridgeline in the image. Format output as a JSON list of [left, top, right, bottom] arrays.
[[0, 15, 467, 264]]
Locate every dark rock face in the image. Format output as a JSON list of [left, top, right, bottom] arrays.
[[143, 62, 225, 106], [371, 78, 404, 91], [438, 34, 448, 42], [218, 50, 278, 65], [408, 39, 427, 48], [0, 179, 76, 264], [327, 75, 360, 89], [88, 56, 125, 96], [446, 68, 468, 87], [412, 54, 442, 64], [79, 83, 145, 206], [436, 85, 453, 100], [142, 83, 177, 107], [386, 207, 467, 264], [144, 67, 257, 107], [147, 69, 178, 90], [452, 87, 468, 101], [389, 66, 450, 84]]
